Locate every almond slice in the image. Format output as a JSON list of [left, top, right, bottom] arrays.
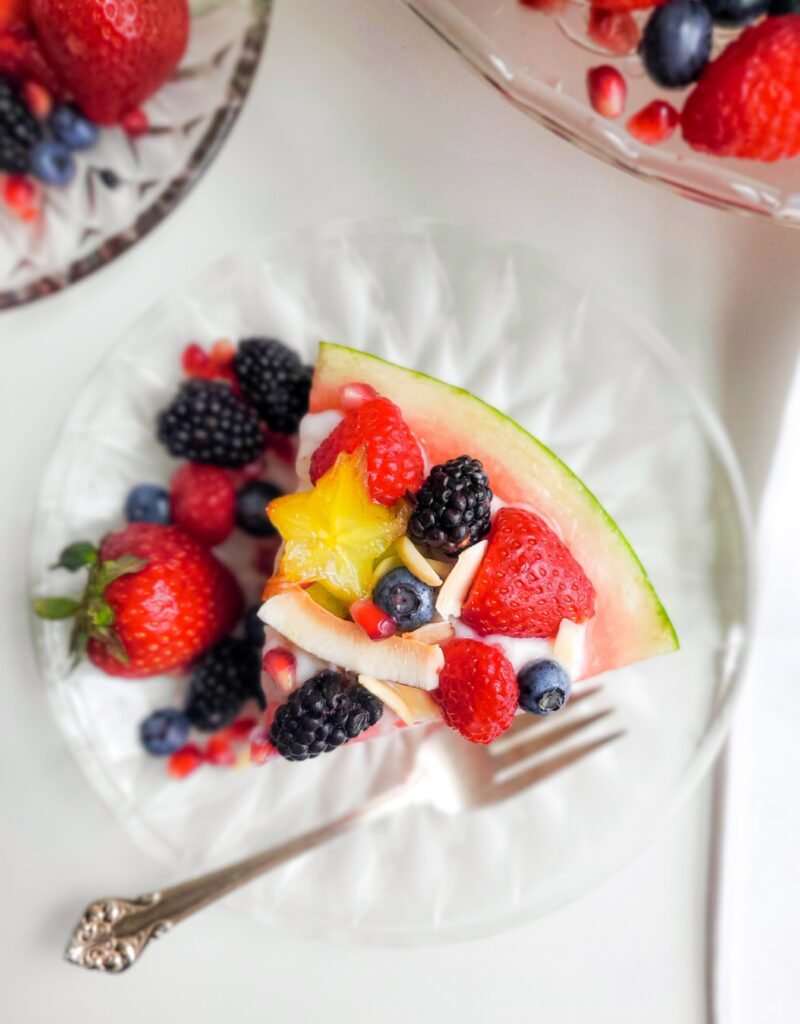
[[358, 675, 443, 725], [435, 540, 488, 620], [402, 621, 455, 645], [395, 535, 443, 588]]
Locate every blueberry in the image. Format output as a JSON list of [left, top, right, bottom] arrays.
[[125, 483, 171, 524], [517, 660, 572, 716], [769, 0, 800, 11], [140, 708, 190, 756], [373, 567, 435, 631], [29, 139, 76, 186], [704, 0, 768, 23], [244, 604, 266, 648], [640, 0, 713, 89], [50, 105, 100, 151], [235, 481, 283, 537]]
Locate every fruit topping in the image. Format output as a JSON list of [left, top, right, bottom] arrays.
[[339, 381, 379, 410], [350, 598, 398, 640], [434, 539, 488, 620], [435, 639, 518, 744], [50, 104, 99, 150], [34, 525, 243, 678], [262, 646, 297, 693], [140, 708, 190, 756], [402, 621, 455, 645], [310, 397, 425, 506], [587, 7, 641, 54], [235, 480, 282, 537], [704, 0, 768, 24], [640, 0, 712, 89], [29, 137, 73, 185], [552, 618, 585, 676], [170, 463, 236, 547], [587, 65, 627, 118], [167, 743, 204, 780], [185, 636, 264, 733], [267, 450, 409, 604], [517, 659, 573, 715], [156, 380, 265, 468], [233, 338, 313, 435], [408, 455, 493, 557], [124, 483, 171, 525], [270, 670, 383, 761], [373, 567, 436, 632], [394, 535, 443, 587], [205, 734, 237, 766], [461, 507, 596, 639], [306, 582, 348, 618], [626, 99, 680, 144], [357, 675, 443, 725]]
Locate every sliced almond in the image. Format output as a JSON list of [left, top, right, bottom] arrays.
[[426, 558, 453, 579], [371, 554, 403, 588], [435, 540, 488, 620], [402, 621, 455, 645], [395, 535, 443, 587], [552, 618, 585, 678], [358, 675, 443, 725]]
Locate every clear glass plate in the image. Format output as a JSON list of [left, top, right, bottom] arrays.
[[0, 0, 271, 310], [403, 0, 800, 224], [29, 219, 751, 944]]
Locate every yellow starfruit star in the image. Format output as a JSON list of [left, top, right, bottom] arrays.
[[266, 451, 410, 605]]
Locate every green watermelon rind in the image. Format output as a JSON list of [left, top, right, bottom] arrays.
[[311, 342, 678, 675]]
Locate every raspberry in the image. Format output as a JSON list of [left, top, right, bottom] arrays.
[[170, 463, 236, 547], [435, 639, 517, 744], [309, 397, 424, 506], [682, 16, 800, 161], [461, 507, 596, 639]]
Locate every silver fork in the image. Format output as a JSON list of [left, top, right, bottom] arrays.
[[65, 687, 621, 973]]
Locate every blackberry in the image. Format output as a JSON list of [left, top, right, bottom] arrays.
[[270, 671, 383, 761], [185, 637, 265, 732], [0, 80, 42, 149], [0, 134, 30, 174], [233, 338, 312, 435], [156, 380, 266, 468], [409, 455, 493, 557]]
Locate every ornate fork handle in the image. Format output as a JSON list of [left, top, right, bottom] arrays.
[[66, 783, 413, 973]]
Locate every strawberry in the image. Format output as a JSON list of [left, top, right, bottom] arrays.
[[34, 524, 243, 678], [29, 0, 190, 125], [435, 639, 518, 744], [309, 397, 425, 506], [682, 16, 800, 162], [461, 507, 595, 639], [0, 0, 30, 32], [170, 463, 236, 548]]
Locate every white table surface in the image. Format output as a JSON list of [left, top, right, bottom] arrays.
[[2, 1, 799, 1020]]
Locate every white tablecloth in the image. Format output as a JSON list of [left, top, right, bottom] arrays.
[[2, 1, 798, 1020]]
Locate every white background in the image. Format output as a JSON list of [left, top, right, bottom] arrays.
[[2, 1, 798, 1020]]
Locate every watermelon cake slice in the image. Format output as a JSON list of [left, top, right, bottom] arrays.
[[255, 343, 677, 762]]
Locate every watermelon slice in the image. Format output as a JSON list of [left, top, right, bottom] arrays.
[[308, 342, 677, 681]]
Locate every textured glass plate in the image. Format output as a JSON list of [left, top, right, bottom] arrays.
[[0, 0, 271, 310], [403, 0, 800, 224], [30, 220, 751, 944]]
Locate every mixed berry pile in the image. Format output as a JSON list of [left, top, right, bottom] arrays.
[[523, 0, 800, 161], [0, 0, 188, 220]]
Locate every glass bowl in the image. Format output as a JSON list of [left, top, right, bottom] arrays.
[[403, 0, 800, 224], [0, 0, 272, 310], [29, 219, 751, 944]]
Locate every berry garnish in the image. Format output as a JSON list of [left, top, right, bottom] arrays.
[[235, 480, 282, 537], [140, 708, 190, 756], [167, 743, 204, 779], [270, 670, 383, 761], [461, 507, 596, 639], [640, 0, 712, 89], [124, 483, 171, 525], [156, 379, 266, 468], [244, 603, 266, 648], [704, 0, 768, 23], [408, 455, 493, 557], [518, 660, 573, 715], [182, 342, 216, 379], [587, 65, 627, 118], [310, 396, 424, 507], [626, 99, 680, 144], [120, 108, 149, 136], [339, 381, 379, 410], [262, 646, 297, 692], [49, 104, 99, 150], [170, 463, 236, 547], [587, 8, 641, 54], [29, 138, 74, 185], [350, 598, 398, 640], [0, 78, 42, 148], [435, 639, 518, 744], [185, 636, 264, 733], [22, 80, 52, 120], [205, 734, 237, 766], [3, 173, 38, 220], [373, 567, 435, 632], [233, 338, 313, 435]]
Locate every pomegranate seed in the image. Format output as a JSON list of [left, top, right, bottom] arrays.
[[587, 8, 640, 55], [205, 735, 237, 766], [182, 343, 216, 379], [350, 599, 397, 640], [262, 647, 297, 693], [22, 80, 52, 119], [121, 108, 149, 137], [262, 429, 296, 465], [519, 0, 567, 10], [627, 100, 680, 145], [3, 175, 38, 221], [211, 339, 236, 371], [587, 65, 627, 120], [167, 743, 204, 779], [339, 382, 379, 411], [250, 727, 276, 764], [224, 716, 258, 742]]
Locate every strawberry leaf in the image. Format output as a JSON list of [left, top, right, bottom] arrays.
[[95, 555, 148, 589], [33, 597, 80, 620], [51, 542, 98, 572]]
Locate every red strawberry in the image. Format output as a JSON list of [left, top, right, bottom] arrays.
[[34, 525, 243, 678], [683, 16, 800, 162], [309, 397, 424, 506], [29, 0, 189, 124], [170, 463, 236, 548], [435, 639, 517, 744], [0, 28, 61, 93], [461, 507, 595, 639]]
